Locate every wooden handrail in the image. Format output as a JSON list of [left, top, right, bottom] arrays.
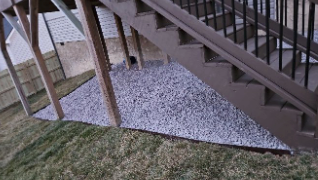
[[215, 0, 318, 61]]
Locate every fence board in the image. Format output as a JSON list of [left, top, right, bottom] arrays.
[[0, 51, 64, 110]]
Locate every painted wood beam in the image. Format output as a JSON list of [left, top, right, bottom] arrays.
[[0, 15, 32, 116], [114, 13, 131, 70], [29, 0, 39, 47], [50, 0, 85, 36], [1, 13, 28, 42], [75, 0, 121, 126], [13, 3, 64, 120], [130, 26, 144, 70]]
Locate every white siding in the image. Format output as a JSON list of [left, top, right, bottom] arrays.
[[45, 7, 132, 43], [0, 15, 54, 71]]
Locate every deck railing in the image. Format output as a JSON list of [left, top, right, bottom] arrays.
[[171, 0, 317, 89]]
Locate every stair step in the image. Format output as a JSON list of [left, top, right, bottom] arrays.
[[205, 55, 231, 67], [297, 115, 316, 137], [240, 36, 276, 59], [294, 64, 313, 87], [282, 102, 303, 115], [265, 94, 287, 110], [200, 12, 233, 30], [234, 73, 254, 86], [217, 24, 254, 44], [299, 64, 318, 93], [268, 50, 301, 78]]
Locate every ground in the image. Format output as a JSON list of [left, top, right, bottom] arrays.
[[1, 70, 318, 179]]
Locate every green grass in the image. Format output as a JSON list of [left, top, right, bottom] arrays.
[[1, 70, 318, 179]]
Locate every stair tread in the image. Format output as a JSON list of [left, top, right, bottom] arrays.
[[217, 24, 245, 36], [199, 12, 229, 21], [239, 36, 273, 53], [268, 50, 294, 72]]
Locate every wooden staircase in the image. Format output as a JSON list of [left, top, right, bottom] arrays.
[[99, 0, 318, 150]]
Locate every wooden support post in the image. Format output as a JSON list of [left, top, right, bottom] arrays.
[[91, 5, 111, 71], [130, 26, 144, 70], [114, 13, 131, 69], [75, 0, 121, 126], [13, 2, 64, 120], [161, 52, 171, 64], [0, 16, 32, 116]]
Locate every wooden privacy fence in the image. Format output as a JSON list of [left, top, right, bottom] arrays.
[[0, 51, 64, 111]]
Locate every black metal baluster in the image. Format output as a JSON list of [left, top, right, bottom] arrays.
[[203, 0, 209, 25], [305, 3, 315, 87], [195, 0, 199, 19], [232, 0, 237, 43], [222, 0, 227, 36], [284, 0, 287, 26], [212, 0, 218, 29], [266, 0, 270, 64], [187, 0, 191, 14], [312, 6, 316, 40], [243, 0, 247, 50], [276, 0, 279, 21], [291, 0, 299, 79], [180, 0, 183, 8], [261, 0, 264, 14], [279, 0, 284, 71], [302, 0, 305, 35], [254, 0, 259, 57]]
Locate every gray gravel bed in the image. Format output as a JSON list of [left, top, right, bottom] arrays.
[[34, 60, 290, 150]]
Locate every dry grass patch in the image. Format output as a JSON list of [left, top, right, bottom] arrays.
[[1, 70, 318, 179]]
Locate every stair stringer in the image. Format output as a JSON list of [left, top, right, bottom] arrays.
[[99, 0, 318, 150]]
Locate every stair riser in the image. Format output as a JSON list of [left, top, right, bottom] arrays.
[[205, 13, 233, 30], [204, 47, 219, 63], [282, 52, 301, 77], [179, 30, 196, 45], [135, 0, 153, 13], [156, 14, 174, 29], [254, 38, 277, 60], [226, 25, 254, 44]]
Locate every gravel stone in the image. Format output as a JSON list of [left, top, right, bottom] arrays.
[[34, 60, 290, 150]]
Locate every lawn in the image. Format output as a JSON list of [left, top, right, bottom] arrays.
[[1, 70, 318, 180]]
